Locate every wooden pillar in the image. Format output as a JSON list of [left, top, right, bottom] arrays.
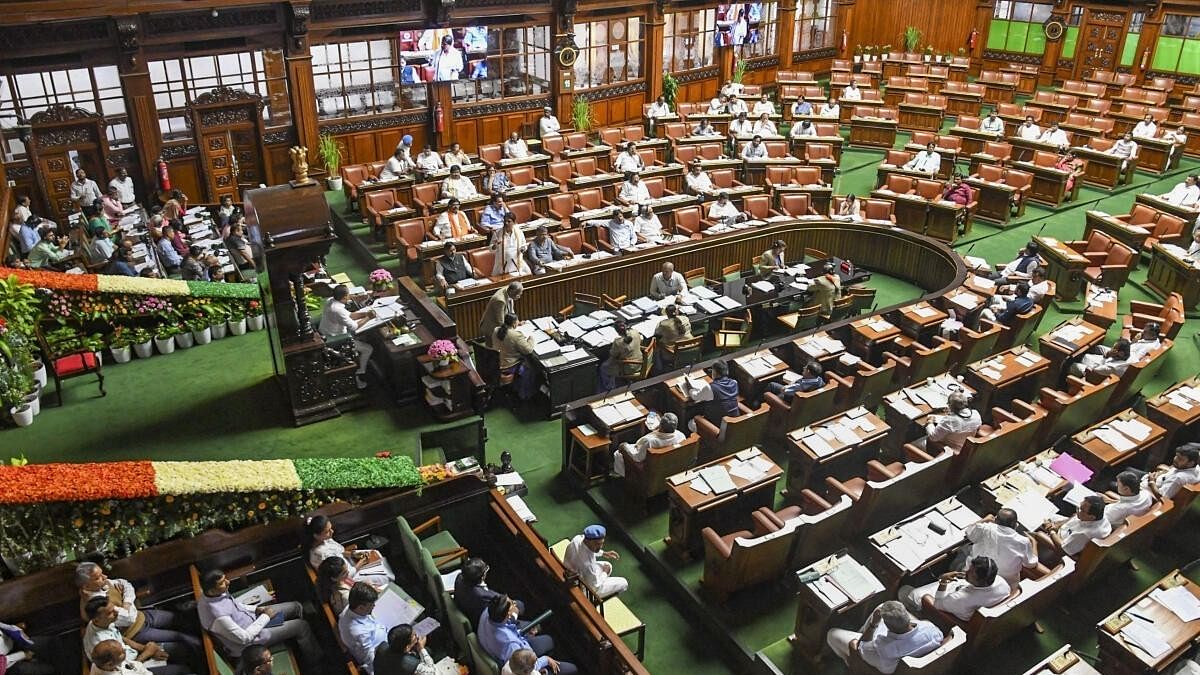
[[646, 2, 666, 100], [429, 81, 454, 147], [550, 0, 578, 124], [718, 44, 736, 86], [1138, 3, 1165, 85], [285, 3, 320, 160], [777, 0, 798, 74], [1040, 7, 1067, 87], [115, 16, 161, 199]]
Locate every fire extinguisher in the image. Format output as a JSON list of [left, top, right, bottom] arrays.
[[968, 28, 979, 51], [156, 156, 171, 192], [435, 102, 445, 133], [1140, 48, 1150, 71]]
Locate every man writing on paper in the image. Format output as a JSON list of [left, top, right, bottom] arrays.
[[563, 525, 628, 599], [319, 285, 375, 390], [912, 391, 981, 453], [960, 508, 1038, 587], [612, 412, 685, 478]]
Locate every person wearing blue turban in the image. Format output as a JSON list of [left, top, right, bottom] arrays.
[[562, 525, 628, 599]]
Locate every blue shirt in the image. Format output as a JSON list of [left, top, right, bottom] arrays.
[[793, 101, 813, 115], [17, 224, 40, 255], [338, 610, 388, 674], [157, 237, 182, 266], [780, 375, 825, 399], [480, 205, 509, 231], [490, 173, 513, 193], [998, 296, 1034, 325], [477, 612, 549, 672]]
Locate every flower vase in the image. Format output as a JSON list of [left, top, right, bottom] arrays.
[[853, 55, 861, 63], [176, 332, 195, 349], [24, 387, 40, 416], [229, 318, 248, 336], [192, 327, 212, 345], [11, 404, 33, 427], [248, 314, 265, 331], [155, 336, 176, 354], [111, 345, 133, 363], [437, 357, 451, 369], [372, 282, 392, 294], [211, 322, 228, 339], [134, 340, 154, 359], [27, 361, 46, 388]]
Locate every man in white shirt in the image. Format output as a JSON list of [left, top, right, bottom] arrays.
[[613, 412, 685, 476], [1189, 228, 1200, 257], [707, 192, 745, 223], [613, 143, 644, 174], [108, 167, 136, 207], [617, 173, 651, 205], [962, 509, 1037, 587], [903, 142, 941, 175], [1147, 444, 1200, 500], [983, 266, 1049, 322], [1040, 495, 1112, 556], [538, 106, 561, 138], [563, 525, 628, 598], [706, 95, 727, 115], [503, 131, 530, 159], [75, 562, 198, 654], [752, 94, 775, 116], [648, 262, 686, 299], [1128, 321, 1161, 363], [318, 285, 375, 388], [415, 146, 444, 173], [587, 212, 636, 252], [901, 556, 1010, 621], [842, 82, 862, 102], [727, 95, 749, 115], [1105, 470, 1155, 527], [685, 163, 715, 195], [991, 241, 1041, 283], [379, 147, 413, 180], [752, 113, 777, 136], [338, 583, 388, 674], [443, 142, 471, 167], [1016, 116, 1041, 141], [741, 135, 768, 159], [1038, 123, 1070, 147], [89, 640, 154, 675], [647, 95, 672, 118], [826, 601, 943, 674], [720, 79, 743, 98], [693, 119, 720, 136], [980, 112, 1004, 134], [914, 391, 981, 452], [1132, 114, 1158, 139], [1164, 125, 1189, 162], [71, 168, 102, 209], [431, 35, 464, 81], [818, 98, 840, 118], [197, 569, 319, 668], [440, 164, 478, 200], [790, 120, 817, 138], [633, 204, 665, 243], [1106, 132, 1139, 172], [728, 112, 753, 137], [1161, 175, 1200, 206]]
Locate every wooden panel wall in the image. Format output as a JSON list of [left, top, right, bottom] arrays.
[[323, 123, 430, 168], [589, 91, 648, 128], [845, 0, 983, 54], [451, 109, 544, 154], [676, 76, 720, 104]]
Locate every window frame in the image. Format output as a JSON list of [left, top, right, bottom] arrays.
[[664, 8, 718, 73], [987, 1, 1053, 55], [0, 64, 128, 161], [1154, 13, 1200, 75], [573, 16, 645, 91], [793, 0, 835, 55]]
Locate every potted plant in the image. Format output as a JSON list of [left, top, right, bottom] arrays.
[[369, 268, 394, 293], [0, 360, 34, 427], [881, 44, 892, 61], [108, 327, 135, 364], [318, 134, 343, 192], [246, 300, 265, 331], [0, 327, 42, 389], [188, 317, 212, 345], [154, 324, 179, 354], [924, 45, 934, 62], [864, 45, 875, 62], [903, 26, 922, 54], [733, 57, 748, 84], [175, 322, 195, 349], [427, 339, 459, 369], [570, 99, 594, 134], [663, 71, 680, 107], [130, 327, 154, 359], [853, 45, 862, 63], [0, 274, 41, 336], [210, 305, 230, 340], [228, 305, 248, 336]]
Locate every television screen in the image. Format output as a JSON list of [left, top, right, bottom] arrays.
[[398, 27, 491, 82], [715, 3, 764, 46]]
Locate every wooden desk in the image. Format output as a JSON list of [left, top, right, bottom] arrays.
[[662, 372, 713, 423], [791, 552, 886, 663], [881, 373, 976, 451], [534, 348, 600, 418], [948, 126, 999, 157], [963, 273, 999, 298], [785, 406, 888, 494], [964, 176, 1019, 226], [1021, 644, 1103, 675], [1074, 147, 1128, 189], [849, 316, 902, 364], [865, 497, 982, 592], [963, 346, 1050, 413], [925, 199, 969, 243], [896, 301, 948, 343], [979, 449, 1067, 514], [1135, 136, 1175, 174], [665, 447, 782, 556], [849, 116, 899, 149], [1072, 410, 1169, 473], [1136, 193, 1200, 226], [358, 175, 415, 220], [1083, 284, 1119, 330], [1035, 235, 1090, 302], [1037, 318, 1107, 381], [791, 331, 847, 373], [585, 391, 649, 444], [731, 349, 790, 401], [868, 190, 929, 236], [1009, 136, 1065, 164], [1096, 571, 1200, 675], [1010, 159, 1071, 207], [1146, 378, 1200, 447], [1145, 243, 1200, 311], [898, 102, 945, 133]]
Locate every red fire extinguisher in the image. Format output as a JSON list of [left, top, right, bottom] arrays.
[[435, 102, 445, 133], [968, 28, 979, 50], [156, 157, 171, 192]]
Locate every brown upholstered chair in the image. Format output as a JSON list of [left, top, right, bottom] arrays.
[[467, 248, 496, 278], [779, 193, 814, 216], [622, 433, 700, 501], [1122, 292, 1184, 340], [950, 400, 1047, 485], [765, 379, 839, 431], [552, 230, 596, 255], [828, 446, 957, 534], [701, 511, 798, 602], [412, 182, 441, 215], [863, 199, 896, 223], [547, 193, 576, 224]]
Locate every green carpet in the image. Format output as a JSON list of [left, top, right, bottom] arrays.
[[17, 118, 1200, 673]]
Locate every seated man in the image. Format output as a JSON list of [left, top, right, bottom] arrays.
[[647, 95, 672, 119], [1146, 444, 1200, 501], [1069, 338, 1132, 379], [337, 583, 387, 674], [790, 98, 814, 117], [598, 320, 643, 391], [728, 112, 753, 137], [433, 199, 473, 240], [563, 525, 628, 598], [707, 191, 747, 224], [1127, 321, 1162, 362], [234, 645, 271, 675], [1038, 123, 1069, 146], [88, 639, 184, 675], [454, 558, 526, 631], [684, 360, 741, 433], [373, 624, 435, 675], [740, 135, 769, 159], [434, 241, 474, 293], [440, 164, 477, 201], [989, 241, 1041, 283], [479, 596, 576, 675], [379, 147, 414, 180], [1104, 132, 1139, 173], [197, 569, 320, 668], [685, 163, 715, 196], [751, 113, 777, 137], [900, 556, 1010, 621], [941, 174, 972, 205], [633, 204, 666, 243], [841, 82, 862, 102], [415, 146, 444, 173], [537, 106, 561, 138], [826, 600, 944, 674], [1039, 494, 1111, 557], [980, 111, 1004, 134], [613, 143, 644, 175], [752, 93, 775, 116], [479, 194, 511, 234], [502, 648, 538, 675], [913, 391, 981, 453], [764, 362, 825, 403], [617, 172, 651, 206], [818, 98, 840, 118], [1016, 116, 1040, 140], [649, 262, 686, 299], [995, 282, 1034, 327], [612, 412, 685, 478], [524, 225, 572, 274], [693, 118, 720, 137], [318, 285, 375, 389], [1159, 175, 1200, 206], [443, 141, 471, 167], [75, 563, 199, 656], [28, 225, 75, 270], [903, 142, 941, 175], [961, 509, 1037, 587], [982, 266, 1049, 322], [503, 131, 530, 160], [83, 597, 192, 675], [585, 212, 636, 252], [758, 239, 787, 272], [1132, 113, 1158, 139], [1104, 470, 1155, 527]]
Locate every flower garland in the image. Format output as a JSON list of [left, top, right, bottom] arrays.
[[0, 267, 258, 300]]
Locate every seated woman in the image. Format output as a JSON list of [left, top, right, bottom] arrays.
[[305, 514, 394, 585], [494, 313, 537, 400], [1054, 149, 1086, 198], [316, 556, 361, 616]]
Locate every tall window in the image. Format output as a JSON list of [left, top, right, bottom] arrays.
[[312, 40, 426, 119], [1152, 14, 1200, 74], [1062, 6, 1083, 59], [664, 9, 718, 73], [794, 0, 835, 53], [987, 1, 1053, 55], [573, 17, 644, 90], [449, 26, 552, 104], [1120, 12, 1145, 68], [149, 50, 290, 142], [0, 65, 128, 160], [738, 2, 778, 59]]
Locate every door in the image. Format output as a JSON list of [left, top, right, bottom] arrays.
[[26, 105, 110, 224], [189, 87, 267, 202], [1074, 8, 1128, 79]]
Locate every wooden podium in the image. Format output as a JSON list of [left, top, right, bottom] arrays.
[[1146, 243, 1200, 311], [1035, 235, 1090, 302]]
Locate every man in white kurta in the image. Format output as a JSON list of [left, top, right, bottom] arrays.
[[432, 37, 464, 81], [1160, 175, 1200, 206], [612, 413, 685, 477], [562, 525, 628, 599], [491, 217, 530, 276]]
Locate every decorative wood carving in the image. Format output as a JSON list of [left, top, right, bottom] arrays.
[[677, 68, 719, 83], [116, 16, 140, 68], [200, 107, 254, 127], [29, 105, 103, 126], [193, 87, 267, 109], [311, 0, 416, 21], [5, 166, 33, 180], [265, 129, 296, 146], [453, 97, 551, 119], [289, 3, 311, 51], [981, 50, 1043, 65], [320, 111, 430, 135], [144, 7, 279, 34], [0, 21, 107, 50], [577, 81, 647, 102], [160, 144, 198, 160], [108, 149, 137, 169], [793, 47, 837, 64], [746, 55, 779, 70]]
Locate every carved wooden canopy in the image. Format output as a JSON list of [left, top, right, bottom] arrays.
[[29, 105, 105, 127], [191, 86, 267, 110]]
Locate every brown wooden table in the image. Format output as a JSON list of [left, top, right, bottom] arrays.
[[1083, 283, 1119, 329], [665, 448, 783, 556], [881, 374, 977, 451], [1035, 235, 1091, 302], [964, 176, 1019, 225], [1021, 644, 1103, 675], [979, 449, 1068, 514], [785, 408, 889, 494], [731, 349, 790, 402], [896, 301, 949, 343], [963, 346, 1051, 413], [849, 316, 903, 365], [865, 497, 982, 592], [849, 116, 898, 149], [662, 372, 713, 424], [1146, 377, 1200, 447], [1096, 570, 1200, 675], [1072, 410, 1169, 473], [791, 331, 847, 373], [790, 552, 886, 666], [1037, 318, 1108, 382], [1146, 242, 1200, 311]]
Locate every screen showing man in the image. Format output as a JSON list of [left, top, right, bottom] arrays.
[[715, 3, 762, 46]]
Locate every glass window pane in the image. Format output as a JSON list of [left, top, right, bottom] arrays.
[[994, 1, 1012, 20], [1030, 4, 1051, 24], [1164, 14, 1188, 37], [1189, 17, 1200, 39], [1011, 2, 1033, 22]]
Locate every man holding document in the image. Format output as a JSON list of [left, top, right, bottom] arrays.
[[318, 285, 375, 390]]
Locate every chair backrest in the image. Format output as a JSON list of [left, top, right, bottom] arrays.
[[766, 166, 792, 185], [953, 402, 1047, 485], [936, 136, 961, 152], [548, 193, 575, 219], [1005, 169, 1032, 190], [576, 188, 603, 210], [599, 127, 623, 147], [854, 449, 957, 534], [541, 134, 565, 156], [548, 160, 572, 184], [626, 433, 700, 499], [662, 122, 688, 139], [977, 164, 1004, 182], [886, 149, 913, 166], [779, 193, 812, 216], [794, 166, 822, 185], [566, 131, 589, 149], [364, 189, 397, 213], [478, 144, 502, 164], [764, 141, 789, 158], [509, 166, 535, 186], [915, 179, 942, 201], [467, 633, 500, 675], [698, 142, 723, 160], [702, 517, 797, 600], [573, 156, 598, 177], [341, 164, 369, 184], [508, 199, 535, 222], [983, 141, 1011, 159], [637, 148, 658, 167], [886, 174, 916, 193], [367, 160, 388, 177], [674, 205, 701, 234], [467, 248, 496, 277], [906, 339, 956, 384], [710, 169, 736, 188], [413, 182, 440, 205], [950, 321, 1002, 373], [910, 131, 936, 146], [643, 176, 666, 198], [1071, 500, 1173, 592], [718, 403, 771, 455], [957, 115, 981, 129], [863, 199, 895, 221], [744, 194, 770, 218], [674, 145, 699, 164], [394, 218, 427, 246], [773, 379, 839, 429], [1037, 376, 1119, 444], [1031, 151, 1058, 168], [814, 122, 840, 136], [624, 124, 645, 142], [553, 229, 587, 254]]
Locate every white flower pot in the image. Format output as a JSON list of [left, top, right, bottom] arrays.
[[192, 327, 212, 345], [211, 322, 228, 339], [327, 176, 344, 192], [155, 337, 176, 354], [176, 332, 195, 349], [924, 55, 931, 62], [24, 388, 40, 416], [134, 341, 154, 359], [853, 56, 861, 63], [11, 404, 33, 427], [248, 314, 265, 331], [27, 361, 46, 388], [229, 318, 248, 336], [111, 345, 133, 363]]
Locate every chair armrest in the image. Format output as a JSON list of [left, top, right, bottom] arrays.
[[751, 510, 780, 535], [1081, 251, 1107, 264], [1127, 300, 1163, 315], [866, 459, 898, 482], [1010, 399, 1040, 418], [991, 407, 1020, 424], [882, 350, 910, 367], [764, 391, 788, 412], [695, 415, 721, 441], [701, 527, 733, 558], [412, 515, 443, 535], [827, 372, 854, 389], [825, 475, 857, 499], [799, 488, 833, 513], [581, 242, 598, 254], [903, 443, 935, 462]]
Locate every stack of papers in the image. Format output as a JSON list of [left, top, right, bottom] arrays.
[[715, 296, 742, 310], [1001, 490, 1060, 530], [1165, 385, 1200, 411], [1150, 586, 1200, 622], [751, 280, 776, 293], [691, 286, 719, 300], [1112, 417, 1153, 442], [826, 557, 885, 603], [1121, 618, 1172, 658], [1093, 427, 1137, 453], [699, 465, 738, 493], [739, 357, 778, 379], [1049, 453, 1094, 484], [971, 275, 996, 289], [1054, 324, 1092, 342], [1015, 351, 1043, 367], [912, 305, 939, 318]]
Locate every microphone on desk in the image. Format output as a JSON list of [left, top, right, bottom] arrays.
[[1036, 220, 1047, 237]]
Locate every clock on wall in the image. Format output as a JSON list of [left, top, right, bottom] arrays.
[[555, 35, 579, 67], [1044, 18, 1066, 41]]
